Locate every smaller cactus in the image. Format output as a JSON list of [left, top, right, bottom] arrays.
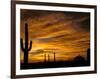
[[44, 53, 46, 63], [54, 52, 56, 62]]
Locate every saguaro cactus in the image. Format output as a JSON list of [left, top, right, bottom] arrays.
[[48, 54, 50, 62], [54, 52, 56, 62], [44, 53, 46, 63], [21, 23, 32, 64]]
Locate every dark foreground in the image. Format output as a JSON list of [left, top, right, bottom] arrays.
[[21, 57, 90, 69]]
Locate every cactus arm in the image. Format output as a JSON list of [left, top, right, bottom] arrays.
[[28, 40, 32, 51], [20, 38, 25, 51]]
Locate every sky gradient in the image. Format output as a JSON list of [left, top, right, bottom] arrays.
[[20, 9, 90, 63]]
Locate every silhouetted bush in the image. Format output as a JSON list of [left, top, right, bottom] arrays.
[[73, 56, 86, 66]]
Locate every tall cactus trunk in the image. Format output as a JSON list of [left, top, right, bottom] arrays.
[[24, 24, 28, 64], [24, 50, 28, 64], [21, 23, 32, 65]]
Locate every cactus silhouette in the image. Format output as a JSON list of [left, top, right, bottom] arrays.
[[54, 52, 56, 62], [21, 23, 32, 64], [87, 48, 90, 65], [44, 53, 46, 63], [48, 54, 50, 62]]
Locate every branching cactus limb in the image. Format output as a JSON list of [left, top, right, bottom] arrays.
[[20, 23, 32, 64]]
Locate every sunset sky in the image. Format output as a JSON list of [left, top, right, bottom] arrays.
[[20, 9, 90, 63]]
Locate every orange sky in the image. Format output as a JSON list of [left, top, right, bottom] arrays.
[[20, 9, 90, 63]]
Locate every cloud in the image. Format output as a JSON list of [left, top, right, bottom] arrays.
[[20, 9, 90, 63]]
